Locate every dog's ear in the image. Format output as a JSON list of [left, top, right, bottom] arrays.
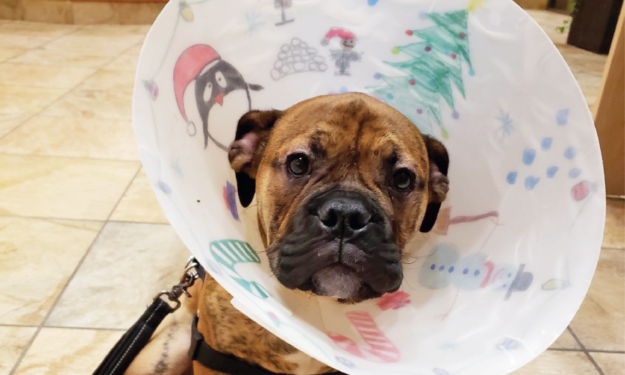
[[420, 135, 450, 232], [228, 110, 283, 207]]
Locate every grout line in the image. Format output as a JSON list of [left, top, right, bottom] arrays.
[[4, 25, 87, 62], [601, 247, 625, 251], [568, 326, 607, 375], [0, 152, 140, 163], [548, 348, 585, 352], [0, 40, 141, 143], [0, 214, 169, 226], [7, 166, 141, 375], [587, 349, 625, 354], [0, 323, 126, 332]]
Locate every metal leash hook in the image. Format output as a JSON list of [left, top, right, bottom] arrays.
[[153, 257, 200, 312]]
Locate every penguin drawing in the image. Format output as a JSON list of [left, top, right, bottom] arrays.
[[174, 45, 263, 150]]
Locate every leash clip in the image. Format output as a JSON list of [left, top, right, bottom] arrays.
[[153, 257, 200, 312]]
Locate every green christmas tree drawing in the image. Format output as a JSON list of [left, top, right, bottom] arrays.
[[369, 10, 473, 139]]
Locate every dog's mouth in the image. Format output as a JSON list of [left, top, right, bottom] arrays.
[[294, 263, 398, 303]]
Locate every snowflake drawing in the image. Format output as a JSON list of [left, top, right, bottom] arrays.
[[246, 12, 264, 34], [496, 111, 514, 138]]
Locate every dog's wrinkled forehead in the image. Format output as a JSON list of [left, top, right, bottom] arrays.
[[267, 95, 428, 175]]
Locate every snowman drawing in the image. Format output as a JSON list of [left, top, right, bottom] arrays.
[[419, 243, 534, 318]]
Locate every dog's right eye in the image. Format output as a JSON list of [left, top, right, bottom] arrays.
[[287, 154, 310, 176]]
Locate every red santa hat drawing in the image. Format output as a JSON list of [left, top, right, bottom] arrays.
[[173, 45, 220, 128], [321, 27, 356, 46]]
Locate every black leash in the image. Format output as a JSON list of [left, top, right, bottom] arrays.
[[94, 258, 201, 375], [94, 258, 341, 375]]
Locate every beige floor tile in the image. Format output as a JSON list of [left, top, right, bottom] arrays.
[[0, 63, 96, 88], [0, 112, 32, 138], [110, 170, 168, 223], [603, 199, 624, 249], [549, 328, 580, 350], [77, 24, 150, 38], [78, 69, 136, 93], [0, 85, 67, 115], [512, 351, 598, 374], [104, 45, 142, 72], [13, 328, 123, 375], [0, 326, 37, 375], [0, 20, 79, 38], [46, 222, 189, 329], [0, 47, 26, 63], [0, 115, 139, 160], [0, 33, 49, 49], [44, 34, 138, 58], [0, 155, 139, 220], [8, 47, 114, 69], [570, 249, 625, 351], [0, 217, 103, 325], [42, 89, 132, 120], [591, 353, 625, 375]]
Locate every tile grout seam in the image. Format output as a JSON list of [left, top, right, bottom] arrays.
[[567, 326, 607, 375], [0, 214, 170, 226], [0, 322, 127, 332], [7, 164, 142, 375]]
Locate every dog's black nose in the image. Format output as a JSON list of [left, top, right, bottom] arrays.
[[316, 191, 373, 236]]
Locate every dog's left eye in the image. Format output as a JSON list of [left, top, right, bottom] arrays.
[[287, 154, 310, 176], [392, 169, 414, 191]]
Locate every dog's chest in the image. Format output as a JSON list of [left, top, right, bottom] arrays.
[[200, 276, 333, 375]]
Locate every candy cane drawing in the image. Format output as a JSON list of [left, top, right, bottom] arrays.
[[376, 291, 411, 311], [210, 240, 269, 299], [327, 311, 400, 363]]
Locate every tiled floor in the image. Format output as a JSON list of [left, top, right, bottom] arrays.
[[0, 11, 622, 375]]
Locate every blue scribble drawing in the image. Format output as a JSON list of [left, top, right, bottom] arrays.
[[329, 86, 350, 95], [171, 159, 183, 178], [204, 259, 223, 276], [564, 146, 577, 160], [506, 171, 518, 185], [440, 342, 459, 351], [522, 148, 536, 166], [223, 181, 239, 221], [336, 357, 355, 368], [496, 111, 514, 138], [541, 137, 553, 151], [433, 369, 451, 375], [157, 180, 171, 194], [569, 168, 582, 179], [524, 176, 540, 190], [246, 11, 264, 34], [496, 337, 521, 351], [546, 166, 559, 178], [368, 0, 380, 5], [556, 109, 569, 125]]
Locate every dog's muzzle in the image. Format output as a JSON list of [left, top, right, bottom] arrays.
[[269, 189, 403, 301]]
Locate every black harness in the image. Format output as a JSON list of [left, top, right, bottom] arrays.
[[95, 258, 341, 375]]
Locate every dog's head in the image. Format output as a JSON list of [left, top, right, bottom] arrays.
[[229, 93, 449, 302]]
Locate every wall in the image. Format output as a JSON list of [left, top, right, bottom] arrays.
[[0, 0, 166, 24]]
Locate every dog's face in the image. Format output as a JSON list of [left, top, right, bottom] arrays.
[[229, 93, 449, 302]]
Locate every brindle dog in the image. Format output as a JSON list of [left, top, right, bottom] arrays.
[[125, 93, 449, 375]]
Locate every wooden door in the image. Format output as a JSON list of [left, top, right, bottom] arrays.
[[595, 6, 625, 195]]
